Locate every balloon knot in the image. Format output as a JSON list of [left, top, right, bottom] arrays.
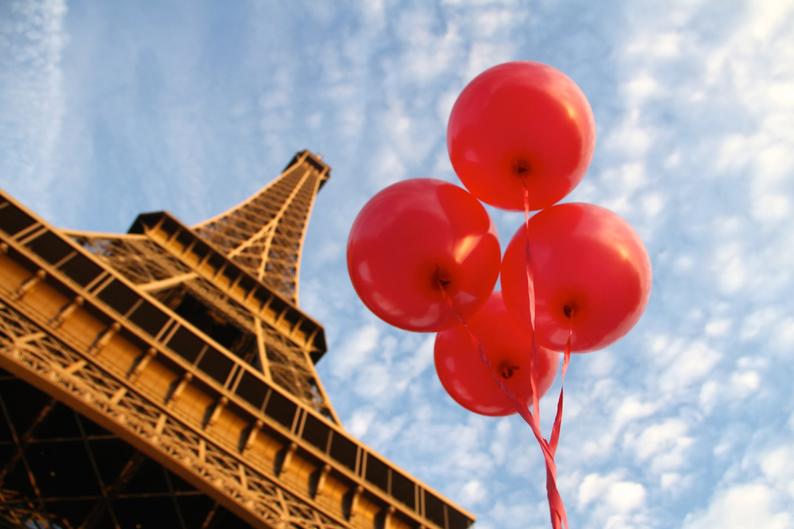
[[563, 304, 576, 319], [432, 268, 452, 291], [499, 363, 519, 379], [513, 158, 532, 180]]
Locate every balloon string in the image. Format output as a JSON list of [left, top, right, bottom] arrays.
[[437, 285, 570, 529], [522, 184, 537, 329], [522, 184, 542, 434], [521, 184, 573, 458], [522, 182, 571, 528], [545, 329, 573, 529], [550, 328, 572, 455]]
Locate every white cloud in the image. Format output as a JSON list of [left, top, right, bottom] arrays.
[[682, 483, 790, 529], [578, 471, 648, 529], [700, 355, 765, 411], [391, 334, 434, 392], [257, 66, 295, 164], [614, 396, 659, 430], [606, 480, 646, 513], [673, 254, 695, 273], [358, 0, 385, 29], [561, 384, 659, 464], [603, 110, 654, 159], [436, 88, 459, 127], [704, 318, 731, 337], [459, 479, 488, 505], [745, 2, 794, 40], [639, 191, 665, 219], [578, 472, 646, 512], [488, 418, 513, 464], [348, 408, 375, 437], [369, 147, 407, 186], [578, 472, 611, 508], [712, 242, 747, 294], [625, 31, 683, 59], [625, 418, 693, 473], [469, 8, 516, 39], [355, 363, 392, 399], [656, 340, 722, 394], [0, 0, 68, 216], [740, 308, 781, 341], [659, 472, 690, 491], [367, 413, 408, 449], [759, 445, 794, 499], [330, 323, 381, 377], [393, 7, 462, 85], [728, 370, 760, 395], [698, 380, 720, 413], [777, 317, 794, 349], [624, 72, 660, 102], [462, 40, 516, 82]]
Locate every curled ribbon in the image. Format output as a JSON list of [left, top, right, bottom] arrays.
[[440, 183, 572, 529], [522, 184, 572, 529], [440, 287, 572, 529]]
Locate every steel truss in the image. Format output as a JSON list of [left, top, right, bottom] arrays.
[[0, 151, 474, 529]]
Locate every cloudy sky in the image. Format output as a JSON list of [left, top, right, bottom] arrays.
[[2, 1, 794, 528]]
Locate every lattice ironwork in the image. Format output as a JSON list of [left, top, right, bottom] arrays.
[[0, 152, 476, 529], [0, 301, 346, 529], [67, 233, 195, 288], [194, 151, 329, 304], [0, 487, 65, 528], [65, 230, 335, 421]]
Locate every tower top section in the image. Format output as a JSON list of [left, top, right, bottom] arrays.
[[192, 150, 330, 305]]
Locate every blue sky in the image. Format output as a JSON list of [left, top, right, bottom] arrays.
[[2, 1, 794, 528]]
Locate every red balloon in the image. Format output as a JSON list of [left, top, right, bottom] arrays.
[[501, 203, 652, 352], [447, 61, 596, 211], [347, 179, 500, 332], [434, 292, 558, 416]]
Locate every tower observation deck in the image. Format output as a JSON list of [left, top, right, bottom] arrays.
[[0, 151, 475, 529]]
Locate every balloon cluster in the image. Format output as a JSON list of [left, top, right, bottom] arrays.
[[347, 62, 652, 528]]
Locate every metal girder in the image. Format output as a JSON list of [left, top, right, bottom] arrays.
[[0, 151, 475, 529]]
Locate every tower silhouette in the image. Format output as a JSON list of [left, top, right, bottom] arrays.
[[0, 151, 474, 529]]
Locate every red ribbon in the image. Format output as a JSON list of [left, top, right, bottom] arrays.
[[521, 184, 572, 529], [441, 290, 572, 529], [438, 185, 572, 529]]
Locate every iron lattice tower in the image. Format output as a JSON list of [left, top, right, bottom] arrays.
[[0, 151, 474, 529]]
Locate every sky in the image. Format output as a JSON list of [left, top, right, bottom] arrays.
[[1, 1, 794, 528]]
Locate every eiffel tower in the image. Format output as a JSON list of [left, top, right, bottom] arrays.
[[0, 151, 474, 529]]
